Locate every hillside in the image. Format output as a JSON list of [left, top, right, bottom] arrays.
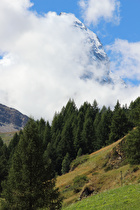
[[56, 136, 140, 208], [0, 104, 28, 133], [63, 184, 140, 209]]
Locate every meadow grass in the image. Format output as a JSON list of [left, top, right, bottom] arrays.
[[63, 184, 140, 210]]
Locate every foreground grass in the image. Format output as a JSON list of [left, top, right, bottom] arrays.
[[63, 184, 140, 210]]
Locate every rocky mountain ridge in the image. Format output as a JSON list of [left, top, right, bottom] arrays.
[[0, 104, 28, 133]]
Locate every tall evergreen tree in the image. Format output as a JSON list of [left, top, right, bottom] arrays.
[[61, 153, 70, 174], [37, 118, 46, 142], [108, 101, 131, 144], [60, 118, 75, 158], [95, 107, 112, 147], [81, 107, 95, 154], [73, 111, 84, 153], [129, 97, 140, 126], [0, 138, 8, 195], [125, 104, 140, 164], [43, 121, 52, 149], [2, 118, 62, 210], [92, 99, 99, 120], [62, 99, 77, 122], [93, 110, 101, 150], [8, 132, 20, 163]]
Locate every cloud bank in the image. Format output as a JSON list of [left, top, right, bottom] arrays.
[[106, 39, 140, 82], [0, 0, 140, 121], [79, 0, 120, 26]]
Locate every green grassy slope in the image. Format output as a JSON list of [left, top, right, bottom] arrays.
[[56, 137, 140, 208], [63, 184, 140, 210]]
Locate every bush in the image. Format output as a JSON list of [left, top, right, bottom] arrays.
[[132, 166, 139, 173], [73, 175, 88, 185], [73, 175, 89, 193], [104, 164, 113, 172], [70, 155, 89, 171]]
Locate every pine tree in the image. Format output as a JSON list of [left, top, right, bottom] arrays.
[[43, 121, 52, 149], [129, 97, 140, 126], [37, 118, 46, 142], [92, 99, 99, 120], [108, 101, 130, 144], [62, 99, 77, 122], [95, 107, 112, 147], [125, 126, 140, 165], [82, 115, 95, 154], [73, 111, 84, 153], [60, 118, 75, 158], [2, 118, 62, 210], [0, 138, 8, 195], [77, 148, 82, 157], [93, 111, 101, 150], [8, 132, 20, 163], [61, 153, 70, 174]]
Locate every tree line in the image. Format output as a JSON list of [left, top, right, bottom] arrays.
[[0, 96, 140, 209]]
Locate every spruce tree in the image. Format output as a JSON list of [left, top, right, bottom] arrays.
[[61, 153, 70, 174], [125, 104, 140, 164], [93, 111, 101, 150], [125, 127, 140, 165], [82, 117, 95, 154], [129, 97, 140, 126], [8, 132, 20, 163], [108, 101, 130, 144], [43, 121, 52, 149], [2, 118, 62, 210], [73, 111, 84, 154], [0, 138, 8, 195], [95, 107, 112, 147]]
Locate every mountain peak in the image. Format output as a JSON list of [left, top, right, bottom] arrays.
[[66, 13, 111, 83], [51, 13, 123, 85]]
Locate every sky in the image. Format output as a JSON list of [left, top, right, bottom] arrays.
[[0, 0, 140, 121]]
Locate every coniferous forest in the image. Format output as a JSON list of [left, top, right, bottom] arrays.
[[0, 97, 140, 209]]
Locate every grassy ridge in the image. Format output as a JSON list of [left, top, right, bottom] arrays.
[[63, 184, 140, 210]]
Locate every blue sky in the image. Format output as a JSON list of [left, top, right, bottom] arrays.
[[0, 0, 140, 120], [31, 0, 80, 16], [31, 0, 140, 44]]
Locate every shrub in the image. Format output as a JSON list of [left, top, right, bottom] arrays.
[[73, 175, 89, 193], [73, 175, 88, 185], [70, 155, 89, 171], [132, 167, 139, 173]]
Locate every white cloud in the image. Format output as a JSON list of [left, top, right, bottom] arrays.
[[106, 39, 140, 81], [0, 0, 139, 121], [79, 0, 120, 26]]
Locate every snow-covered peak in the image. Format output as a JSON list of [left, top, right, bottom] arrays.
[[73, 17, 108, 62], [59, 13, 124, 85]]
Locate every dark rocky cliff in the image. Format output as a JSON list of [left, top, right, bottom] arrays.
[[0, 104, 28, 133]]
